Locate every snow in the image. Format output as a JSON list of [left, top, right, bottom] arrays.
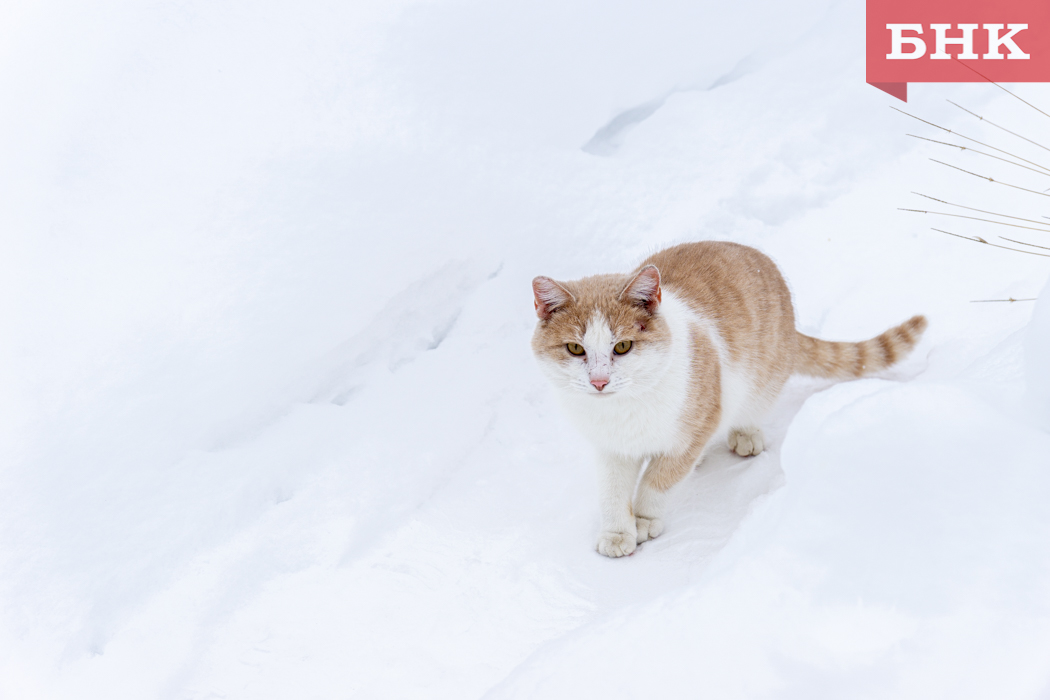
[[1, 0, 1049, 698], [1027, 275, 1050, 430]]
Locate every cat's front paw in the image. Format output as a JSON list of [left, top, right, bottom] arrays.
[[728, 427, 765, 457], [597, 530, 637, 558], [635, 516, 664, 543]]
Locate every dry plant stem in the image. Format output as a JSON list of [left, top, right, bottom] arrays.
[[931, 227, 1050, 257], [1000, 236, 1050, 251], [947, 100, 1050, 154], [900, 207, 1050, 233], [931, 159, 1050, 198], [912, 192, 1050, 228], [951, 58, 1050, 121], [907, 135, 1050, 178], [893, 107, 1050, 173], [971, 298, 1038, 303]]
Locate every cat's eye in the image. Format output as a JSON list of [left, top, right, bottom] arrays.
[[566, 343, 585, 356], [613, 340, 633, 355]]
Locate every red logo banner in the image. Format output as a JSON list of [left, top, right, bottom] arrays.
[[866, 0, 1050, 101]]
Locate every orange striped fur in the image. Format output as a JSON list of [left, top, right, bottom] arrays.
[[795, 315, 928, 379]]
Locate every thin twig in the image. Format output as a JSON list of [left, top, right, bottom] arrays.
[[1000, 236, 1050, 251], [893, 107, 1050, 173], [947, 100, 1050, 154], [952, 58, 1050, 121], [931, 227, 1050, 257], [931, 159, 1050, 198], [912, 192, 1050, 227], [970, 297, 1038, 303], [907, 134, 1050, 177], [900, 207, 1050, 233]]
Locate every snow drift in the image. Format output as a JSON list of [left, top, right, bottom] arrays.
[[1, 0, 1049, 698]]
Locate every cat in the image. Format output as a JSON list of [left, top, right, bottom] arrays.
[[530, 241, 927, 558]]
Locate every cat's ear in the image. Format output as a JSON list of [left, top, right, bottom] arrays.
[[532, 276, 575, 320], [621, 265, 662, 314]]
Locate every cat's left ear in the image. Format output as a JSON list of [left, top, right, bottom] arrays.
[[621, 265, 662, 314]]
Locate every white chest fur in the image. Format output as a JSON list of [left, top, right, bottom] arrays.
[[555, 293, 698, 458]]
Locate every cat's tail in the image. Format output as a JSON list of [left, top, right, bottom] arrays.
[[794, 315, 927, 379]]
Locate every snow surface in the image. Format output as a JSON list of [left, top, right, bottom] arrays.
[[2, 1, 1050, 698], [1027, 276, 1050, 431]]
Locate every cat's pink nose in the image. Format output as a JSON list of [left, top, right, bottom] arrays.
[[591, 377, 609, 391]]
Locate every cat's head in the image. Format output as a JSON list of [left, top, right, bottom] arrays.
[[530, 265, 673, 397]]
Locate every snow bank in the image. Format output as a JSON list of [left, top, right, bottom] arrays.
[[1026, 275, 1050, 430], [488, 380, 1050, 698], [2, 0, 1049, 698]]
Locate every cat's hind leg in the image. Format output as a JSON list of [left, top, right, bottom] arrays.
[[725, 384, 782, 457]]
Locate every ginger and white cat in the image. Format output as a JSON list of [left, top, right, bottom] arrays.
[[531, 241, 926, 558]]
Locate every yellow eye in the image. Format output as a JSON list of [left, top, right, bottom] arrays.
[[613, 340, 633, 355], [566, 343, 585, 356]]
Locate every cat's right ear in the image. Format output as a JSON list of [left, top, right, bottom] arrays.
[[621, 264, 661, 315], [532, 277, 574, 320]]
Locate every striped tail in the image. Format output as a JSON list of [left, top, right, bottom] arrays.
[[795, 315, 928, 379]]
